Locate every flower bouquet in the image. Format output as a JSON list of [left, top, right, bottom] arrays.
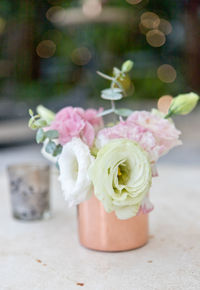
[[29, 60, 199, 251]]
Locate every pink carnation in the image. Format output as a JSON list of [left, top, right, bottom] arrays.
[[84, 108, 104, 131], [47, 107, 103, 147], [96, 121, 165, 162], [127, 111, 182, 158]]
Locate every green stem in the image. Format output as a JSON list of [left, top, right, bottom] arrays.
[[164, 111, 173, 119]]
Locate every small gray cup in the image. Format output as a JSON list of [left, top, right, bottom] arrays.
[[7, 163, 50, 221]]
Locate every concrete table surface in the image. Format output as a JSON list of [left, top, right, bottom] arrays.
[[0, 165, 200, 290]]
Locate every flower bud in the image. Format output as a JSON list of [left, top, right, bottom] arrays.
[[121, 60, 134, 73], [167, 92, 199, 116], [36, 105, 55, 124]]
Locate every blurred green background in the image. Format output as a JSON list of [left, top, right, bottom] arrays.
[[1, 0, 200, 119], [0, 0, 199, 165]]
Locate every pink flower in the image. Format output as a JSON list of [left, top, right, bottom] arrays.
[[127, 111, 182, 158], [84, 108, 104, 131], [47, 107, 103, 147], [137, 196, 154, 215], [96, 121, 165, 163]]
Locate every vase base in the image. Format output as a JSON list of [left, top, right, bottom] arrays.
[[78, 195, 149, 252], [79, 240, 148, 253]]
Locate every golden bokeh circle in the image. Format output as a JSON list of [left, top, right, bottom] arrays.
[[36, 40, 56, 58], [71, 47, 92, 66], [141, 12, 160, 29], [46, 6, 65, 23], [146, 29, 166, 47], [82, 0, 102, 18], [157, 64, 177, 83], [157, 95, 173, 114], [159, 18, 172, 35]]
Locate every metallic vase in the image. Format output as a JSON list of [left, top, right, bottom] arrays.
[[7, 163, 50, 221], [78, 194, 148, 252]]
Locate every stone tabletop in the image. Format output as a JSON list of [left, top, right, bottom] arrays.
[[0, 165, 200, 290]]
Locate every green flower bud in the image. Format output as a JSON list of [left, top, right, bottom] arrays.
[[121, 60, 134, 73], [36, 105, 55, 125], [167, 92, 199, 117]]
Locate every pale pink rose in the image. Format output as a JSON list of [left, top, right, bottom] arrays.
[[127, 111, 182, 158], [96, 121, 165, 163], [47, 106, 103, 147]]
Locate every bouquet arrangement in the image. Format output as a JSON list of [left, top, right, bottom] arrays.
[[29, 60, 199, 220]]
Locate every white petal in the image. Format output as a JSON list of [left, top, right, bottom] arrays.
[[115, 204, 140, 220], [58, 138, 94, 206]]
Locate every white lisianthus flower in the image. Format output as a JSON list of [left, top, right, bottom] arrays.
[[89, 139, 152, 220], [58, 138, 94, 207]]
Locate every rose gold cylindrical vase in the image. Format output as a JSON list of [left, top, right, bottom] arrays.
[[77, 194, 149, 252]]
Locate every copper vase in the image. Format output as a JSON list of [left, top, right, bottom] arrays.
[[77, 194, 148, 252]]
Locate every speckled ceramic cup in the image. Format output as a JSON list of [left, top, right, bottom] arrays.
[[7, 164, 50, 221]]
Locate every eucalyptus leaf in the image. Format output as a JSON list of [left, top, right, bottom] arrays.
[[45, 130, 59, 139], [36, 128, 46, 144], [115, 108, 133, 117], [101, 88, 123, 101], [53, 145, 62, 157], [45, 140, 57, 155]]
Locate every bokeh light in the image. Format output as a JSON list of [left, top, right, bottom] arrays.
[[82, 0, 102, 18], [71, 47, 92, 66], [157, 95, 173, 114], [146, 29, 166, 47], [141, 12, 160, 29], [126, 0, 143, 4], [0, 17, 6, 34], [46, 6, 66, 24], [159, 18, 173, 35], [157, 64, 177, 83], [36, 40, 56, 58], [139, 22, 149, 35]]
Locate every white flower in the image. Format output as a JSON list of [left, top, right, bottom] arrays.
[[58, 138, 94, 206], [89, 139, 152, 219]]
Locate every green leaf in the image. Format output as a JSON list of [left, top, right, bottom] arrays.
[[34, 119, 48, 128], [115, 108, 133, 117], [28, 118, 35, 129], [53, 145, 62, 156], [36, 128, 46, 144], [45, 140, 57, 155], [45, 130, 59, 139], [29, 109, 34, 117], [101, 88, 123, 101]]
